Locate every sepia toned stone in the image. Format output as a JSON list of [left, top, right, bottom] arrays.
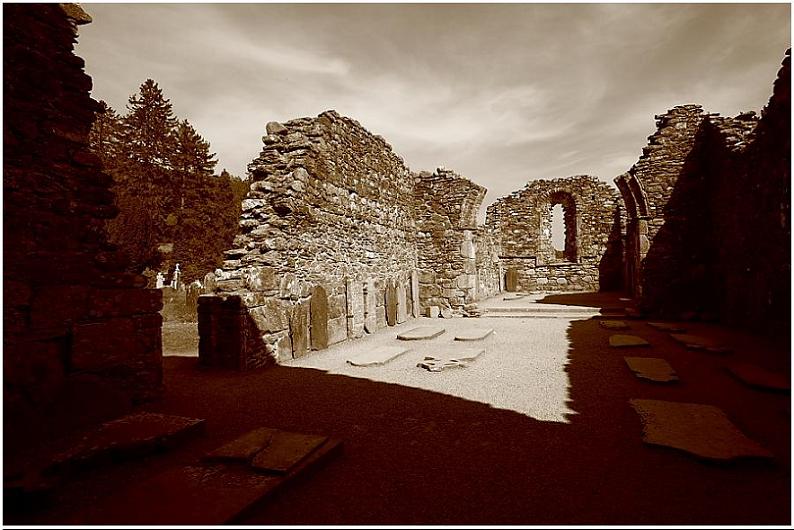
[[630, 399, 773, 461], [454, 328, 494, 341], [417, 348, 485, 372], [397, 326, 446, 341], [609, 334, 650, 347], [396, 282, 408, 324], [599, 320, 629, 330], [310, 285, 329, 350], [624, 357, 678, 383], [251, 431, 329, 474], [647, 322, 687, 333], [288, 301, 310, 358], [727, 362, 790, 392], [385, 281, 398, 326], [204, 427, 277, 463], [346, 346, 410, 367]]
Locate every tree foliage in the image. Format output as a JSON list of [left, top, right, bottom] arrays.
[[89, 79, 248, 283]]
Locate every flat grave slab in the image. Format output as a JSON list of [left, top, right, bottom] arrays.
[[624, 357, 678, 383], [609, 334, 650, 348], [346, 346, 409, 367], [502, 293, 528, 301], [396, 326, 446, 341], [454, 328, 494, 341], [727, 362, 790, 392], [647, 322, 687, 333], [47, 412, 206, 475], [80, 434, 342, 524], [599, 320, 629, 330], [669, 333, 731, 353], [204, 427, 278, 463], [251, 431, 329, 474], [417, 348, 485, 372], [630, 399, 773, 461]]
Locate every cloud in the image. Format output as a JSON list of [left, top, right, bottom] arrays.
[[75, 2, 790, 211]]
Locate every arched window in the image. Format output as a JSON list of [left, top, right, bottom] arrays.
[[548, 191, 577, 262]]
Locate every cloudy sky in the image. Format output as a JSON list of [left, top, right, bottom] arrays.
[[76, 3, 790, 210]]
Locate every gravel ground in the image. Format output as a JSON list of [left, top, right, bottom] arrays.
[[17, 292, 790, 525], [286, 316, 576, 422]]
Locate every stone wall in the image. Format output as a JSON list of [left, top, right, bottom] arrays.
[[486, 176, 623, 292], [414, 167, 499, 313], [201, 111, 421, 365], [616, 50, 790, 339], [4, 4, 163, 445]]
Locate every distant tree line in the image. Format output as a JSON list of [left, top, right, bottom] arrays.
[[89, 79, 249, 284]]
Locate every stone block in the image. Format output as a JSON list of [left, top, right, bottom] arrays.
[[310, 285, 328, 350], [327, 316, 348, 346], [385, 280, 398, 326], [609, 334, 650, 347], [347, 347, 409, 367], [410, 271, 420, 318], [288, 301, 310, 359], [624, 357, 678, 383], [427, 306, 440, 318], [396, 283, 408, 324]]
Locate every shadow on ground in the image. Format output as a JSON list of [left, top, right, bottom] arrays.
[[9, 293, 790, 525]]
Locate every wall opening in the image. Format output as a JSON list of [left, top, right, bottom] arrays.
[[548, 191, 577, 263]]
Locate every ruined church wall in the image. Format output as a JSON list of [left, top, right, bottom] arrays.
[[203, 111, 419, 364], [414, 168, 500, 312], [4, 4, 163, 446], [618, 50, 790, 339], [486, 176, 622, 292]]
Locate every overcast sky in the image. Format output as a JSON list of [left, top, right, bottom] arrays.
[[75, 3, 790, 211]]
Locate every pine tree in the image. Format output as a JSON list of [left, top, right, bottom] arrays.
[[88, 101, 123, 172], [171, 119, 217, 209]]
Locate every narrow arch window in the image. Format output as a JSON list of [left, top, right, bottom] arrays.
[[548, 191, 577, 263]]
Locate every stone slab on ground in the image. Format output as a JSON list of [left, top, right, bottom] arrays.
[[624, 357, 678, 383], [454, 328, 494, 341], [630, 399, 773, 461], [397, 326, 446, 341], [502, 294, 527, 301], [251, 431, 329, 474], [79, 436, 342, 524], [669, 333, 731, 353], [599, 320, 629, 330], [204, 427, 278, 463], [727, 363, 790, 392], [46, 412, 206, 475], [346, 346, 409, 367], [417, 348, 485, 372], [609, 334, 650, 348], [647, 322, 687, 333]]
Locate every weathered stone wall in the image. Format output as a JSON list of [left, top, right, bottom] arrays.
[[486, 176, 622, 292], [201, 111, 420, 365], [414, 168, 499, 312], [617, 50, 790, 339], [4, 4, 163, 444]]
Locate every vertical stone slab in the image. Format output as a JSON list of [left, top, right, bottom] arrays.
[[310, 285, 328, 351], [346, 279, 364, 339], [289, 300, 310, 359], [506, 268, 518, 292], [411, 270, 420, 318], [363, 279, 377, 333], [396, 282, 408, 324], [385, 280, 398, 326]]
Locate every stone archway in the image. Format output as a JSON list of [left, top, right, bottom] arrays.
[[545, 190, 578, 263]]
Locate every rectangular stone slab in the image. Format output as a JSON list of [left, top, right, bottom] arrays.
[[609, 334, 650, 347], [624, 357, 678, 383], [46, 412, 206, 475], [630, 399, 773, 461], [599, 320, 629, 330], [727, 362, 790, 392], [647, 322, 687, 333], [80, 438, 342, 524], [204, 427, 278, 463], [346, 346, 409, 367], [397, 326, 446, 341], [251, 431, 329, 474], [454, 328, 494, 341], [669, 333, 729, 352]]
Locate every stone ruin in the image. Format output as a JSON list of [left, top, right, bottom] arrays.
[[200, 48, 791, 367], [4, 4, 163, 446], [617, 49, 790, 334], [3, 5, 789, 449], [485, 176, 624, 292]]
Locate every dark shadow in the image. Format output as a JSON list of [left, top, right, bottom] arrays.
[[537, 291, 627, 308], [9, 305, 789, 525], [598, 203, 624, 291]]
